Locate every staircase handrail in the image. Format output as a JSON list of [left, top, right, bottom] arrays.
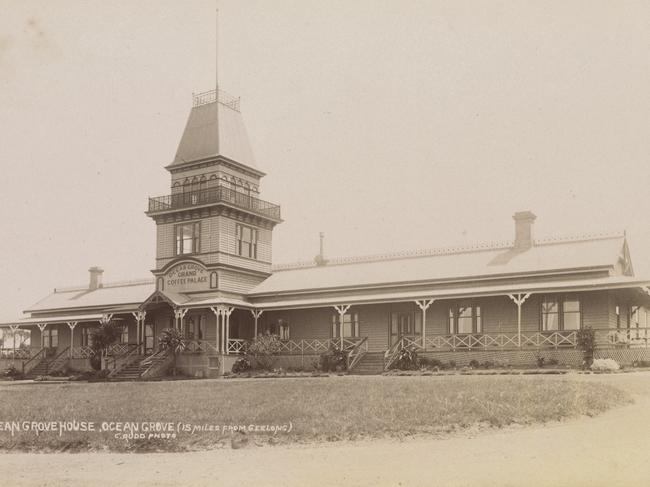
[[384, 337, 405, 371], [107, 343, 143, 378], [346, 337, 368, 371], [140, 348, 173, 379], [46, 347, 70, 375], [105, 343, 140, 370], [21, 348, 46, 375]]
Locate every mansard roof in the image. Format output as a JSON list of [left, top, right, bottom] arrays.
[[169, 90, 259, 173]]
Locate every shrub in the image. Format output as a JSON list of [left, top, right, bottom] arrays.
[[481, 360, 495, 369], [632, 360, 650, 368], [547, 358, 559, 366], [419, 357, 443, 370], [493, 359, 510, 369], [319, 345, 347, 372], [2, 365, 24, 380], [89, 354, 102, 371], [577, 327, 597, 367], [247, 333, 282, 371], [390, 346, 419, 371], [536, 356, 546, 368], [591, 358, 620, 372], [90, 321, 123, 358], [468, 359, 480, 369], [232, 356, 252, 374]]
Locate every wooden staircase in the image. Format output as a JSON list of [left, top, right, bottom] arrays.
[[349, 352, 385, 375], [109, 351, 171, 381], [25, 348, 69, 377], [109, 355, 146, 381]]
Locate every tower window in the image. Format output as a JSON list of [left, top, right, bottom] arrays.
[[175, 222, 200, 255], [236, 224, 258, 259]]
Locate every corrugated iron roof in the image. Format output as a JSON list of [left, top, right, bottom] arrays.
[[0, 313, 105, 327], [251, 236, 628, 296], [25, 280, 155, 314]]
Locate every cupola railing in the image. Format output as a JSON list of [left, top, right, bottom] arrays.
[[147, 186, 281, 220]]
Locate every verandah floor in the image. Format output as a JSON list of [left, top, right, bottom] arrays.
[[0, 374, 628, 452]]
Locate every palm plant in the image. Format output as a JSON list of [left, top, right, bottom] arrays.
[[158, 328, 185, 375]]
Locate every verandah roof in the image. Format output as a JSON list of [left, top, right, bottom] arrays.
[[0, 313, 106, 328], [249, 276, 650, 311]]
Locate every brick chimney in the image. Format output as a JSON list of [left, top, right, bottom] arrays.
[[513, 211, 536, 250], [88, 267, 104, 290]]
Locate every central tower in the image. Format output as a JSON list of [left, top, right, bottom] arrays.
[[146, 89, 282, 300]]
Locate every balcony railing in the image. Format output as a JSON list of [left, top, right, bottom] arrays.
[[147, 186, 281, 220]]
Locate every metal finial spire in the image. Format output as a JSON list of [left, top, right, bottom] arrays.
[[216, 2, 219, 94]]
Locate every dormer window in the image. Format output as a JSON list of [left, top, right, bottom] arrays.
[[175, 222, 201, 255]]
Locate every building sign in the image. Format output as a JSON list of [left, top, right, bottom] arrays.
[[163, 262, 209, 292]]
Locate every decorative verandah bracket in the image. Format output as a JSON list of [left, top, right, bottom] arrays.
[[250, 309, 263, 338], [101, 313, 114, 325], [333, 305, 351, 349], [67, 322, 78, 358], [641, 286, 650, 298], [415, 299, 435, 349], [508, 293, 531, 347], [36, 323, 47, 350], [132, 311, 147, 353]]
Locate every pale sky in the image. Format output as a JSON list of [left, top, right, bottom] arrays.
[[1, 0, 649, 321]]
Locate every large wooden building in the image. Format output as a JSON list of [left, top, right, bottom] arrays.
[[2, 89, 650, 377]]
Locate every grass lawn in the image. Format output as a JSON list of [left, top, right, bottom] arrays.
[[0, 375, 630, 452]]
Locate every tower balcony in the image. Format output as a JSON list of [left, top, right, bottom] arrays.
[[147, 187, 281, 221]]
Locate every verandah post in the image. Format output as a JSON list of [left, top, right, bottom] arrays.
[[333, 305, 351, 349], [415, 299, 434, 350], [210, 306, 221, 352], [9, 324, 20, 365], [508, 293, 531, 348], [251, 309, 263, 338], [132, 311, 146, 355], [224, 307, 234, 354], [67, 322, 77, 358], [37, 323, 47, 350]]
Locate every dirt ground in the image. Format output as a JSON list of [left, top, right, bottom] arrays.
[[3, 372, 650, 487]]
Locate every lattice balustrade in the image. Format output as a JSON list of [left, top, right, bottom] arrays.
[[71, 346, 95, 359]]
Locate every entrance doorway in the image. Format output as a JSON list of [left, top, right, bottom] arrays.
[[43, 328, 59, 358], [144, 324, 155, 354], [389, 312, 421, 347]]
